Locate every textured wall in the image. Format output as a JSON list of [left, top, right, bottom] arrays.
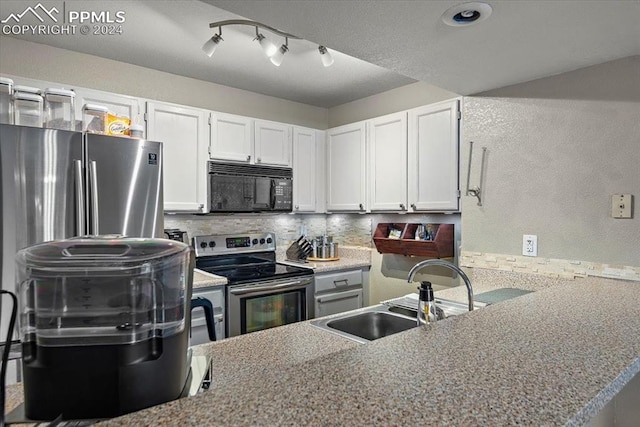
[[328, 81, 458, 128], [461, 56, 640, 266]]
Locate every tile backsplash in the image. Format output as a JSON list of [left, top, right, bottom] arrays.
[[461, 251, 640, 282]]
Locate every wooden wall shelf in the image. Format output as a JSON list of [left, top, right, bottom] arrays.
[[372, 223, 454, 258]]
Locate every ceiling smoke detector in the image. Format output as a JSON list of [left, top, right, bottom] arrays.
[[441, 2, 493, 26]]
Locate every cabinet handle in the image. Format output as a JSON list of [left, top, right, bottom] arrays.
[[246, 155, 251, 161], [399, 203, 405, 210], [295, 205, 299, 210], [410, 203, 416, 210], [257, 157, 261, 163], [359, 203, 364, 210]]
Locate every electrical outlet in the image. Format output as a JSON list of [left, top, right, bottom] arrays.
[[522, 234, 538, 257], [611, 194, 633, 219]]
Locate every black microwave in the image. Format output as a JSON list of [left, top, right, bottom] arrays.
[[208, 161, 293, 212]]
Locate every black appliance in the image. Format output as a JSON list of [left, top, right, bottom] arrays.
[[208, 161, 293, 212], [164, 228, 189, 243], [193, 233, 314, 337], [14, 236, 215, 422]]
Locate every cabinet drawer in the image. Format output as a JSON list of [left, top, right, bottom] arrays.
[[315, 269, 363, 293]]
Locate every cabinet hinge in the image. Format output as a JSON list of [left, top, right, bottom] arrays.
[[208, 115, 212, 125], [457, 190, 461, 199], [143, 112, 148, 122], [457, 111, 461, 120]]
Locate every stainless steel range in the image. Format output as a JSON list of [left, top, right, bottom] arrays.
[[193, 233, 314, 338]]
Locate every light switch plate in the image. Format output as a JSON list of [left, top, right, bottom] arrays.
[[611, 194, 633, 219], [522, 234, 538, 257]]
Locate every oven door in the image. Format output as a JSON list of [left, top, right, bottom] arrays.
[[227, 277, 313, 337]]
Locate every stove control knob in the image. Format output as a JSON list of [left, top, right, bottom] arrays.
[[252, 239, 259, 245], [259, 238, 266, 244], [199, 241, 207, 249], [266, 237, 273, 244], [208, 241, 216, 248]]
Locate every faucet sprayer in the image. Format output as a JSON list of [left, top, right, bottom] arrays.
[[407, 259, 474, 312]]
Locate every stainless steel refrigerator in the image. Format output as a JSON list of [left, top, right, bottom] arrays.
[[1, 123, 164, 345]]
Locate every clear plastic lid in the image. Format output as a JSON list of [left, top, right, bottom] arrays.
[[0, 77, 13, 94], [43, 87, 75, 103], [13, 85, 41, 95], [16, 236, 194, 347]]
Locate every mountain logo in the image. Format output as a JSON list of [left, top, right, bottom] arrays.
[[1, 3, 59, 24]]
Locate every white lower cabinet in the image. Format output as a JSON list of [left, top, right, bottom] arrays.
[[146, 101, 209, 213], [314, 269, 366, 318]]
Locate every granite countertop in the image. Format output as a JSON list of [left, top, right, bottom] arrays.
[[93, 272, 640, 426]]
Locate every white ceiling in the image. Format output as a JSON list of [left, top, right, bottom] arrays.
[[1, 1, 639, 107]]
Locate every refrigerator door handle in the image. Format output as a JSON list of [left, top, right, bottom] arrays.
[[74, 160, 86, 236], [89, 160, 99, 235]]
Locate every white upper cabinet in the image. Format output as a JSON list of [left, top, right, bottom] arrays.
[[146, 101, 209, 213], [210, 114, 292, 167], [367, 111, 408, 212], [292, 126, 317, 212], [254, 119, 292, 167], [326, 122, 367, 212], [408, 99, 460, 211], [75, 88, 142, 134], [210, 112, 253, 163]]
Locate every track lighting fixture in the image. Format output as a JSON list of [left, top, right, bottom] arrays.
[[202, 32, 223, 57], [254, 27, 277, 58], [203, 19, 333, 67], [270, 38, 289, 66], [318, 46, 334, 67]]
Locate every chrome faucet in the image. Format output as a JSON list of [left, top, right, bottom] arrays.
[[407, 259, 474, 312]]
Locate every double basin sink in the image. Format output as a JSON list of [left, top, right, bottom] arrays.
[[310, 298, 480, 344]]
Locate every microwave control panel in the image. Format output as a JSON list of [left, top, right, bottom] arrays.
[[273, 180, 292, 210]]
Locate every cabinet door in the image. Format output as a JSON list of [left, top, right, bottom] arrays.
[[315, 289, 363, 318], [408, 99, 460, 211], [255, 120, 291, 167], [210, 112, 253, 163], [326, 122, 367, 212], [146, 101, 209, 213], [368, 112, 408, 211], [292, 126, 316, 212], [75, 88, 142, 134]]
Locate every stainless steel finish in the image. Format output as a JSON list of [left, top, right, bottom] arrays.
[[85, 134, 163, 237], [194, 232, 275, 257], [311, 296, 482, 344], [466, 141, 486, 206], [227, 276, 314, 337], [407, 259, 474, 312], [89, 160, 99, 234], [74, 160, 85, 236], [228, 279, 309, 296], [1, 125, 164, 346], [1, 125, 80, 345], [310, 306, 418, 344]]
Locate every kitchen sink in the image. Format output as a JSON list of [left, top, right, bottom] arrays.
[[310, 307, 419, 344], [310, 296, 486, 344], [326, 311, 417, 342]]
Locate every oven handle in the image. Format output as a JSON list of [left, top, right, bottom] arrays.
[[229, 279, 311, 296]]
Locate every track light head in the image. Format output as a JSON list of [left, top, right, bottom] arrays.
[[318, 46, 334, 67], [202, 33, 223, 57], [270, 43, 289, 66], [255, 32, 278, 58]]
